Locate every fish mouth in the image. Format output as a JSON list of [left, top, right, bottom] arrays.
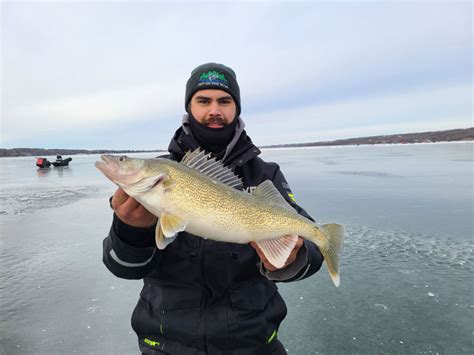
[[95, 155, 143, 186], [95, 155, 118, 179]]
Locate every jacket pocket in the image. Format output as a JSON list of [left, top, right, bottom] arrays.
[[131, 285, 165, 337], [161, 285, 202, 349], [228, 279, 279, 349]]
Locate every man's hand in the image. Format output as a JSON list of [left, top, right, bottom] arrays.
[[250, 237, 304, 272], [111, 188, 157, 228]]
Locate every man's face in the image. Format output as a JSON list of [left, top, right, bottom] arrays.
[[189, 89, 237, 128]]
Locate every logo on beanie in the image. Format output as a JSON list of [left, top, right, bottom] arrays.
[[198, 70, 229, 89]]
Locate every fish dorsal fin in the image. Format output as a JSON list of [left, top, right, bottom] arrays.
[[251, 180, 294, 211], [256, 235, 299, 269], [181, 148, 243, 189]]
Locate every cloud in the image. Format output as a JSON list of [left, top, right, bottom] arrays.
[[3, 81, 182, 141], [244, 83, 472, 145], [1, 1, 472, 148]]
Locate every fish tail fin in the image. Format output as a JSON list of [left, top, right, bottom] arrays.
[[317, 223, 345, 287]]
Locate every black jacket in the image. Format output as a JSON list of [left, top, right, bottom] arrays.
[[102, 127, 324, 354]]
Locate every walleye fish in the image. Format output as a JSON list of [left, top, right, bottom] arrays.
[[96, 149, 345, 286]]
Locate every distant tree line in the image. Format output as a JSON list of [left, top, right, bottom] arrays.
[[1, 128, 472, 157], [260, 128, 474, 149], [0, 148, 164, 158]]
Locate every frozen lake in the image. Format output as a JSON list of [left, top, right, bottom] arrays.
[[0, 143, 473, 354]]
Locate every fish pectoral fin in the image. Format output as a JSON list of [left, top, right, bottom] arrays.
[[251, 180, 293, 211], [155, 223, 177, 250], [128, 174, 167, 194], [256, 234, 299, 269], [160, 212, 188, 238]]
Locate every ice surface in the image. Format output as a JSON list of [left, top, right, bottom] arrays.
[[1, 145, 473, 354]]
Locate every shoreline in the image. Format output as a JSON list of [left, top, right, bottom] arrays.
[[2, 128, 472, 158], [0, 151, 165, 160], [260, 140, 474, 151], [1, 140, 473, 159]]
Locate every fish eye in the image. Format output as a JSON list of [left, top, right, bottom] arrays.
[[119, 156, 126, 162]]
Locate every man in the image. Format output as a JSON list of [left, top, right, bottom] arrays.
[[103, 63, 324, 355]]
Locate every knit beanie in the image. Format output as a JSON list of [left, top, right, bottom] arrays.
[[185, 63, 241, 117]]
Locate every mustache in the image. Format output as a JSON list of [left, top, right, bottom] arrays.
[[202, 116, 228, 126]]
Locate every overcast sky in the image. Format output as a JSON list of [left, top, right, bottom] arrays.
[[1, 0, 472, 150]]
